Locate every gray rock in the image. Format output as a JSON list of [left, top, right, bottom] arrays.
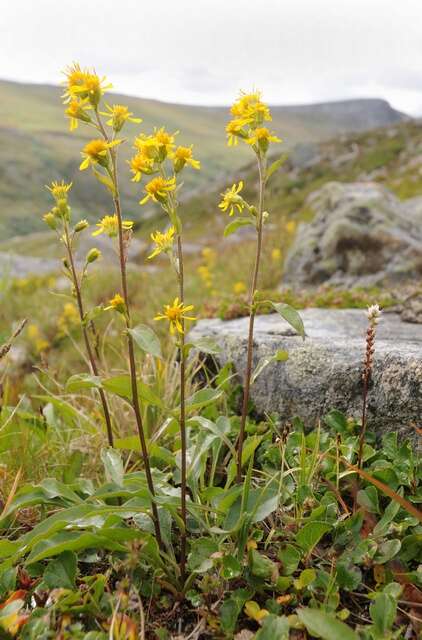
[[0, 252, 59, 278], [284, 182, 422, 288], [191, 309, 422, 439]]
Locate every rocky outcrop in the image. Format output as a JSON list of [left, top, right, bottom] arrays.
[[284, 182, 422, 288], [191, 309, 422, 439]]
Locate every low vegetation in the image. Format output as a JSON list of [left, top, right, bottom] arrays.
[[0, 66, 420, 639]]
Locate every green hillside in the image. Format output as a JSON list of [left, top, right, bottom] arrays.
[[0, 79, 405, 238]]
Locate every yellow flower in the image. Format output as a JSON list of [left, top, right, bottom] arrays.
[[233, 281, 247, 294], [46, 180, 72, 202], [286, 220, 296, 234], [92, 214, 133, 237], [43, 211, 57, 230], [218, 181, 244, 216], [57, 303, 79, 337], [79, 139, 122, 170], [148, 226, 175, 259], [154, 297, 196, 335], [105, 293, 126, 314], [63, 63, 112, 106], [140, 176, 177, 205], [225, 119, 247, 146], [231, 90, 272, 126], [27, 324, 49, 353], [101, 104, 142, 132], [134, 127, 177, 161], [172, 145, 200, 171], [247, 127, 281, 150], [129, 153, 154, 182], [271, 248, 282, 262], [65, 98, 92, 131]]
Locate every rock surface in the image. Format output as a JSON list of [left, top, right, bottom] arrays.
[[284, 182, 422, 288], [191, 309, 422, 438]]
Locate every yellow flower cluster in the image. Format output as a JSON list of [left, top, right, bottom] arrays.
[[80, 139, 122, 171], [100, 104, 142, 132], [148, 226, 175, 260], [105, 293, 126, 314], [226, 91, 281, 151], [128, 127, 200, 206], [43, 180, 73, 227], [57, 303, 80, 337], [218, 181, 245, 216], [27, 324, 49, 354], [197, 247, 217, 292], [155, 298, 196, 335], [62, 63, 112, 130], [92, 214, 133, 238]]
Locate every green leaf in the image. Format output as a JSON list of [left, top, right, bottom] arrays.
[[43, 550, 77, 589], [296, 521, 332, 554], [370, 592, 397, 635], [357, 486, 380, 513], [271, 302, 305, 339], [92, 166, 115, 194], [220, 588, 252, 635], [221, 554, 242, 579], [185, 388, 223, 412], [223, 217, 254, 237], [129, 324, 162, 359], [298, 608, 358, 640], [251, 350, 288, 385], [255, 614, 289, 639], [374, 539, 401, 564], [187, 538, 218, 573], [249, 549, 277, 581], [100, 447, 124, 486], [265, 153, 288, 182], [294, 568, 316, 590], [187, 336, 221, 355], [102, 375, 164, 408], [65, 374, 101, 393], [278, 544, 302, 575]]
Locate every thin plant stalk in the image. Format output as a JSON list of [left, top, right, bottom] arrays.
[[357, 307, 379, 469], [176, 233, 187, 582], [62, 222, 114, 447], [94, 111, 163, 548], [236, 154, 266, 483]]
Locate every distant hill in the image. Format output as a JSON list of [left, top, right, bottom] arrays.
[[0, 79, 407, 238]]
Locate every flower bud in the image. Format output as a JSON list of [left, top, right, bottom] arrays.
[[86, 248, 101, 263], [74, 219, 89, 233], [43, 212, 57, 230]]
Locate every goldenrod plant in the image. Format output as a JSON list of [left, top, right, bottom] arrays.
[[220, 91, 304, 482], [135, 127, 199, 580], [61, 63, 163, 547], [42, 180, 114, 447]]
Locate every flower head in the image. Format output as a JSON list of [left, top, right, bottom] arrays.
[[154, 297, 196, 335], [366, 304, 381, 326], [63, 63, 112, 106], [233, 281, 247, 294], [65, 98, 92, 131], [134, 127, 177, 162], [105, 293, 126, 314], [101, 104, 142, 132], [79, 139, 122, 170], [46, 180, 72, 202], [171, 145, 200, 172], [129, 152, 155, 182], [92, 214, 133, 237], [247, 127, 281, 151], [43, 212, 57, 230], [148, 226, 175, 260], [226, 119, 247, 146], [140, 176, 176, 205], [231, 90, 271, 126], [218, 181, 245, 216]]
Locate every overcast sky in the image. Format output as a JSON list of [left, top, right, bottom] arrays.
[[2, 0, 422, 114]]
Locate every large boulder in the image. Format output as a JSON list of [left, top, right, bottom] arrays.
[[283, 182, 422, 288], [191, 309, 422, 440]]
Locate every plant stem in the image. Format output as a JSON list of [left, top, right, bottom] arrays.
[[176, 233, 187, 583], [236, 154, 266, 484], [63, 224, 114, 447], [357, 325, 375, 470], [95, 112, 163, 548]]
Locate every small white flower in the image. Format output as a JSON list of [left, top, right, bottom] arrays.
[[366, 304, 381, 326]]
